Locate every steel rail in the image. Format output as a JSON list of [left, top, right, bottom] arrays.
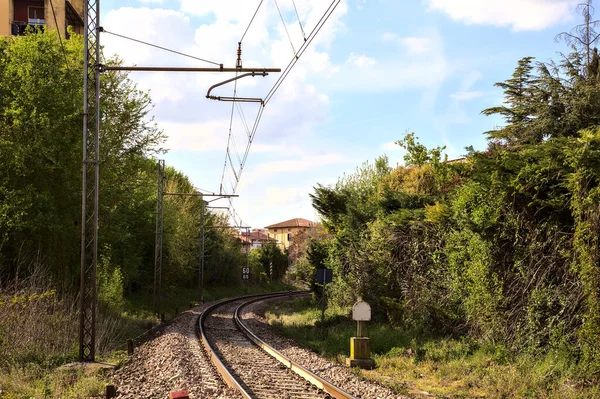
[[235, 296, 358, 399], [197, 292, 294, 398], [198, 292, 358, 399]]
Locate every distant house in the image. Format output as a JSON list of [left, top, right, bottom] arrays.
[[239, 229, 274, 250], [265, 218, 316, 250], [1, 0, 84, 38]]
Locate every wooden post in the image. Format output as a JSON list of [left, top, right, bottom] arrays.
[[126, 339, 134, 356], [105, 384, 117, 399]]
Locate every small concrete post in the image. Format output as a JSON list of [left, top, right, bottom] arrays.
[[346, 300, 375, 369]]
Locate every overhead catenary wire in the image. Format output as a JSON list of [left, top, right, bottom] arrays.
[[265, 0, 341, 105], [240, 0, 266, 43], [229, 0, 340, 195], [103, 30, 221, 66], [291, 0, 307, 40], [219, 0, 341, 224], [273, 0, 296, 54], [220, 72, 240, 194]]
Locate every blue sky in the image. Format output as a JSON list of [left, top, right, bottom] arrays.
[[100, 0, 581, 229]]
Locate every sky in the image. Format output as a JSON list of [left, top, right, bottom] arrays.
[[99, 0, 583, 229]]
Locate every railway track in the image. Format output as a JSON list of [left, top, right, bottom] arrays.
[[199, 292, 357, 399]]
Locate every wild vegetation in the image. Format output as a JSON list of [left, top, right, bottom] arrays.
[[0, 29, 260, 397], [289, 7, 600, 396]]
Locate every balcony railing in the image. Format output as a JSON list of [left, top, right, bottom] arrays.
[[11, 20, 45, 36]]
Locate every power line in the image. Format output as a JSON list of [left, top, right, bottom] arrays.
[[265, 0, 341, 105], [220, 73, 239, 194], [274, 0, 296, 54], [291, 0, 307, 40], [218, 0, 342, 227], [240, 0, 266, 43], [229, 0, 341, 196], [49, 0, 70, 71], [103, 30, 221, 66]]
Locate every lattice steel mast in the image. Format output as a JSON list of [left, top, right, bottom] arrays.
[[79, 0, 101, 362]]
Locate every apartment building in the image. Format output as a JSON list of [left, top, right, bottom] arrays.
[[0, 0, 84, 38], [265, 218, 316, 250]]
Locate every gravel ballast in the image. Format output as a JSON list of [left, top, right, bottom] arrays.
[[110, 305, 241, 399], [241, 299, 408, 399]]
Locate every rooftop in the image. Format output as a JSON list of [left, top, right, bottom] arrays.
[[265, 218, 315, 229]]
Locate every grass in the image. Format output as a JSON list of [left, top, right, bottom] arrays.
[[0, 282, 292, 399], [265, 296, 600, 399], [123, 282, 292, 321]]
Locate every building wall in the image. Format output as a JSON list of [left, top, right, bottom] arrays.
[[43, 0, 66, 37], [0, 1, 10, 36], [268, 226, 308, 250], [1, 0, 82, 38]]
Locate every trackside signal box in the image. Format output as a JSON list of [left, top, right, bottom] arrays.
[[316, 268, 332, 284]]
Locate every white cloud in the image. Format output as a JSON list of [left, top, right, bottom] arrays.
[[139, 0, 163, 4], [450, 91, 484, 101], [255, 154, 345, 175], [263, 188, 304, 207], [382, 33, 433, 54], [162, 120, 230, 152], [324, 30, 450, 93], [426, 0, 578, 31], [346, 53, 376, 68], [381, 142, 402, 151]]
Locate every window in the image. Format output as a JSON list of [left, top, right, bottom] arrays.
[[28, 7, 45, 25], [274, 229, 277, 233], [287, 233, 292, 241]]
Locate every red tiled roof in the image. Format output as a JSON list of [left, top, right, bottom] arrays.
[[265, 218, 315, 229], [242, 231, 273, 241], [239, 231, 275, 244]]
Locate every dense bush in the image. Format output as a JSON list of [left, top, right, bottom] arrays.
[[309, 46, 600, 378]]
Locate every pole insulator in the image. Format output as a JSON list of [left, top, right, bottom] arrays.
[[236, 42, 242, 69]]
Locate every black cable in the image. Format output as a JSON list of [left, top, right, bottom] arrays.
[[103, 30, 221, 66], [231, 0, 341, 194], [274, 0, 296, 54], [265, 0, 340, 104], [291, 0, 306, 40], [226, 0, 341, 200], [240, 0, 265, 42], [49, 0, 70, 71], [220, 73, 240, 193], [236, 103, 252, 139]]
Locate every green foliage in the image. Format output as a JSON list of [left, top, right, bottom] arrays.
[[249, 242, 288, 283], [309, 39, 600, 381], [98, 251, 125, 313], [395, 132, 447, 167]]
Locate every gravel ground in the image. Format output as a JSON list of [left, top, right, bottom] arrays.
[[109, 305, 241, 399], [241, 299, 408, 399]]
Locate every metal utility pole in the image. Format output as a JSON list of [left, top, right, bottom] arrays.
[[79, 0, 101, 363], [153, 160, 165, 315], [200, 201, 206, 302]]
